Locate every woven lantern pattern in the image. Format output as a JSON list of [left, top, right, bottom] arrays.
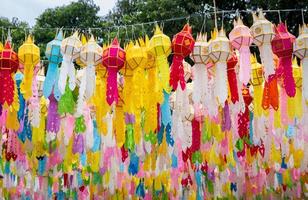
[[229, 17, 253, 84], [18, 35, 40, 100], [0, 41, 19, 106], [102, 37, 126, 105], [58, 31, 82, 94], [148, 25, 171, 91], [76, 35, 103, 116], [43, 30, 63, 99], [294, 24, 308, 101], [271, 22, 296, 97], [170, 24, 195, 90], [209, 28, 231, 106], [191, 33, 210, 106], [251, 10, 275, 80]]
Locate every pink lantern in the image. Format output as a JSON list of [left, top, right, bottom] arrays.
[[102, 38, 126, 105], [271, 22, 296, 97], [229, 17, 253, 85]]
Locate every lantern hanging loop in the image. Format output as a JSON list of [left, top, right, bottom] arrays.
[[277, 10, 282, 23], [301, 9, 305, 24], [160, 22, 164, 31], [141, 23, 145, 36], [131, 25, 135, 40], [125, 26, 129, 43], [213, 0, 218, 30], [221, 10, 224, 29], [7, 28, 11, 43], [116, 26, 120, 39], [186, 16, 190, 24], [200, 12, 207, 33]]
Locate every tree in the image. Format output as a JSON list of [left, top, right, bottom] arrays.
[[33, 0, 102, 57]]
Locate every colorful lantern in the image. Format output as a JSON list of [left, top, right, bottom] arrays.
[[250, 10, 275, 80], [77, 35, 102, 116], [170, 24, 195, 90], [271, 22, 296, 97], [43, 30, 63, 98], [18, 35, 40, 100], [209, 28, 231, 106], [148, 25, 171, 92], [59, 31, 82, 94], [191, 33, 210, 106], [293, 24, 308, 101], [0, 41, 19, 106], [102, 37, 126, 105], [229, 16, 253, 84]]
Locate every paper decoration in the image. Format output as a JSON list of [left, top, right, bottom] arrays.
[[102, 37, 126, 105], [272, 22, 296, 97], [294, 24, 308, 101], [59, 31, 82, 93], [251, 10, 275, 80], [209, 28, 231, 106], [148, 25, 171, 91], [18, 35, 40, 100], [0, 41, 19, 106], [43, 30, 63, 99], [170, 24, 195, 90], [229, 16, 253, 84]]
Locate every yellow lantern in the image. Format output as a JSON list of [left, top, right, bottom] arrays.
[[250, 54, 264, 117], [208, 28, 231, 106], [250, 10, 275, 80], [287, 58, 303, 119], [18, 35, 40, 100], [59, 31, 82, 94], [148, 25, 171, 92]]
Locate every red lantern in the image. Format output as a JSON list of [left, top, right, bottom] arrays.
[[271, 22, 296, 97], [170, 24, 195, 90], [227, 53, 239, 104], [0, 41, 19, 106], [102, 38, 126, 105]]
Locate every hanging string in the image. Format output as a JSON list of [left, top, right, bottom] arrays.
[[200, 13, 207, 33], [302, 9, 305, 24]]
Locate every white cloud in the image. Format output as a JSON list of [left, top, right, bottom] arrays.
[[0, 0, 117, 26]]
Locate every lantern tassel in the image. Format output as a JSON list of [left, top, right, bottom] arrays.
[[0, 70, 15, 106], [106, 67, 118, 105], [20, 64, 34, 100], [259, 44, 275, 80], [302, 57, 308, 101], [46, 94, 60, 136], [76, 67, 87, 117], [43, 63, 58, 98], [215, 61, 228, 106], [170, 55, 186, 90], [280, 56, 296, 97], [58, 55, 70, 94], [156, 55, 170, 91], [239, 46, 252, 85], [28, 73, 40, 128], [193, 64, 207, 105], [85, 65, 96, 100]]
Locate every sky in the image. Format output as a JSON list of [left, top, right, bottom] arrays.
[[0, 0, 117, 27]]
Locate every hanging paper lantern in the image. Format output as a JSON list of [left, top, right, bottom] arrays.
[[170, 24, 195, 90], [250, 10, 275, 80], [18, 35, 40, 100], [43, 30, 63, 98], [59, 31, 82, 94], [293, 24, 308, 101], [0, 41, 3, 51], [102, 37, 126, 105], [148, 25, 171, 91], [77, 35, 102, 116], [209, 28, 231, 106], [0, 41, 19, 106], [229, 17, 253, 85], [271, 22, 296, 97], [191, 33, 210, 106]]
